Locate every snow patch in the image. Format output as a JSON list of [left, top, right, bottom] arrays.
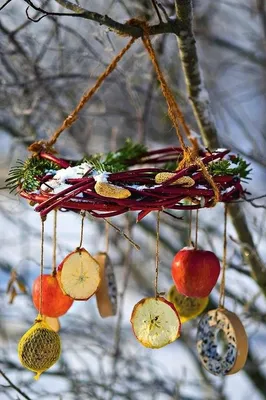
[[93, 171, 110, 183]]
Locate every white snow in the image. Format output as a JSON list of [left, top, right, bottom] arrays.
[[93, 171, 110, 183], [40, 162, 91, 193]]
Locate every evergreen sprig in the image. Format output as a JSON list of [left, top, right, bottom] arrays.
[[85, 139, 147, 173], [5, 157, 59, 193], [208, 155, 252, 180]]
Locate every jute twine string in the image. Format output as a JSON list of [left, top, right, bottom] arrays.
[[28, 19, 219, 205], [195, 209, 199, 249], [78, 212, 86, 249], [39, 218, 45, 317], [154, 211, 160, 299], [218, 204, 228, 308], [139, 23, 219, 206], [28, 37, 137, 155], [52, 210, 57, 276], [188, 209, 192, 247]]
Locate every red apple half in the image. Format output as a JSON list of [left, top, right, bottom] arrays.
[[171, 247, 220, 298], [130, 297, 181, 349], [32, 274, 74, 317], [57, 248, 100, 300]]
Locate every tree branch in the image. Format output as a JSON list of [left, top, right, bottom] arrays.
[[0, 369, 32, 400], [0, 0, 12, 11], [173, 0, 266, 295], [24, 0, 177, 37]]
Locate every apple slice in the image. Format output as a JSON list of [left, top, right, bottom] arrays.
[[167, 285, 208, 323], [93, 252, 117, 318], [130, 297, 181, 349], [58, 248, 100, 300], [43, 316, 61, 332]]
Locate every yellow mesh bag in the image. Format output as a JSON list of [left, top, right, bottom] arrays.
[[167, 285, 208, 323], [18, 314, 61, 380]]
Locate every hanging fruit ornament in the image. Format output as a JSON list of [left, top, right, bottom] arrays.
[[57, 248, 100, 300], [18, 314, 61, 380], [32, 274, 74, 317], [171, 247, 220, 298], [131, 213, 181, 348], [196, 205, 248, 375], [93, 252, 117, 318], [196, 308, 248, 376], [43, 316, 61, 332], [130, 297, 181, 349], [167, 284, 208, 323]]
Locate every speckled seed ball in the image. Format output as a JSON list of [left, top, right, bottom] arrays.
[[196, 308, 248, 376]]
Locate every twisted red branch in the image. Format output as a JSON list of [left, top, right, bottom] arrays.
[[19, 148, 244, 220]]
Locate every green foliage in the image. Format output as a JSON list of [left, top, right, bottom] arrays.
[[5, 157, 59, 193], [208, 155, 252, 180], [85, 139, 147, 173]]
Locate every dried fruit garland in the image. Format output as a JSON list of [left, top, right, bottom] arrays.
[[8, 141, 249, 221], [8, 20, 251, 380]]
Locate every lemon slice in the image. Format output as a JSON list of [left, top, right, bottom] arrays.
[[130, 297, 181, 349], [43, 316, 61, 332], [18, 315, 61, 380], [58, 248, 100, 300], [93, 252, 117, 318], [167, 285, 208, 323]]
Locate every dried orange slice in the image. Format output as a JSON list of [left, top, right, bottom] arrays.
[[57, 248, 100, 300], [130, 297, 181, 349], [93, 252, 117, 318], [43, 316, 60, 332], [167, 285, 208, 323]]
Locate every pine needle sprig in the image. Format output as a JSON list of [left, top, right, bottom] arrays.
[[84, 139, 147, 173], [208, 155, 252, 181], [5, 157, 59, 194]]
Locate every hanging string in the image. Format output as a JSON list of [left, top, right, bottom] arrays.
[[154, 211, 161, 299], [28, 37, 137, 154], [27, 19, 219, 206], [39, 218, 45, 317], [52, 210, 57, 276], [140, 24, 220, 206], [195, 209, 199, 250], [105, 220, 110, 253], [218, 204, 228, 308], [188, 209, 192, 247], [78, 212, 86, 249]]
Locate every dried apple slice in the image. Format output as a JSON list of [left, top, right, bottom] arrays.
[[167, 285, 208, 323], [43, 316, 61, 332], [130, 297, 181, 349], [57, 248, 100, 300], [93, 252, 117, 318]]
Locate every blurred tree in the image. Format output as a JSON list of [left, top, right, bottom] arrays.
[[1, 1, 266, 399]]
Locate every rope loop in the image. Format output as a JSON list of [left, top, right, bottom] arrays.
[[27, 18, 219, 206]]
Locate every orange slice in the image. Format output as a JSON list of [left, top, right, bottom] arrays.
[[167, 285, 208, 323], [130, 297, 181, 349], [93, 252, 117, 318], [58, 248, 100, 300]]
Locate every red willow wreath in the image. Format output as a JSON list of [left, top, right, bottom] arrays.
[[6, 21, 250, 220], [13, 145, 246, 222]]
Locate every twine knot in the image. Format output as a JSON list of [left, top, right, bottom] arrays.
[[27, 140, 57, 156]]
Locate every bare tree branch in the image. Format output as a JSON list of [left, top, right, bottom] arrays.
[[0, 0, 12, 11], [23, 0, 177, 38], [0, 369, 32, 400], [173, 0, 266, 295]]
